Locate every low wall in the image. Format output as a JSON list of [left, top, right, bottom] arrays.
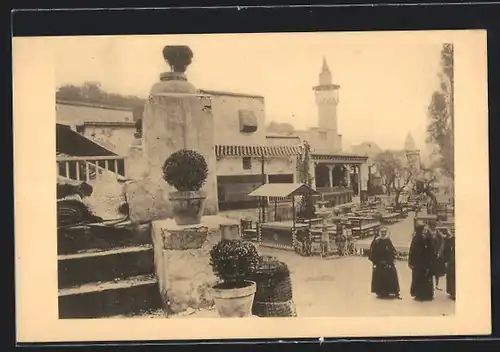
[[220, 203, 295, 223], [150, 216, 240, 316]]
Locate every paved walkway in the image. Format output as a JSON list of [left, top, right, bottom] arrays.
[[138, 211, 454, 319], [257, 247, 455, 317], [355, 213, 416, 252]]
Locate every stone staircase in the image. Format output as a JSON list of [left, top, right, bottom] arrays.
[[57, 222, 163, 318]]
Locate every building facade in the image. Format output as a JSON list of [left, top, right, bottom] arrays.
[[288, 58, 369, 204], [198, 90, 301, 211], [56, 100, 137, 156], [75, 121, 136, 156]]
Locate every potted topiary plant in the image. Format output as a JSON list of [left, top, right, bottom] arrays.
[[209, 239, 260, 317], [162, 149, 209, 226]]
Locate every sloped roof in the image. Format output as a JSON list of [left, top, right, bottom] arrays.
[[215, 145, 301, 157], [56, 124, 117, 157], [248, 183, 320, 198]]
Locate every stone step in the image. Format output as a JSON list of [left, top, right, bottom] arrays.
[[57, 222, 151, 255], [58, 245, 155, 288], [58, 274, 163, 318]]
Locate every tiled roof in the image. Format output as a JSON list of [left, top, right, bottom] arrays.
[[215, 145, 301, 157], [56, 99, 135, 112], [312, 153, 368, 162], [80, 121, 136, 127]]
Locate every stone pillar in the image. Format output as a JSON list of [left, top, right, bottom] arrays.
[[220, 223, 240, 240], [125, 140, 147, 180], [357, 166, 362, 197], [345, 165, 351, 187], [151, 218, 219, 315], [126, 45, 218, 223], [327, 164, 333, 189]]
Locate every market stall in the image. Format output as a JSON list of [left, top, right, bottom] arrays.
[[248, 183, 321, 251]]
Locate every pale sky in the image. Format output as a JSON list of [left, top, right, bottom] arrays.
[[53, 32, 443, 152]]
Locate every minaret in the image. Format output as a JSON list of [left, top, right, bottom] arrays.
[[313, 57, 340, 131], [404, 132, 420, 172]]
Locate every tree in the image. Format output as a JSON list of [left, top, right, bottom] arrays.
[[427, 43, 454, 182], [373, 151, 413, 207], [413, 165, 440, 214], [296, 141, 316, 218], [266, 122, 295, 135], [56, 81, 146, 111]]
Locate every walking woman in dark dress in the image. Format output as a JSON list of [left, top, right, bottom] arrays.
[[369, 227, 402, 299], [442, 226, 456, 300], [408, 224, 437, 301], [432, 227, 447, 291]]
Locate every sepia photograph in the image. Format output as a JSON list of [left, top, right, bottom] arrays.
[[14, 30, 490, 342]]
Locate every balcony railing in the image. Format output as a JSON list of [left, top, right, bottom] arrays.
[[56, 155, 126, 182]]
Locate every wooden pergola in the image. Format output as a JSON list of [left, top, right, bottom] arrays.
[[248, 183, 321, 251]]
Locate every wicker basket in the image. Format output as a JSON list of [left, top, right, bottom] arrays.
[[252, 300, 297, 317], [250, 257, 296, 317]]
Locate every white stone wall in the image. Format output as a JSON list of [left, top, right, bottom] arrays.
[[216, 156, 297, 179], [265, 136, 301, 147], [56, 102, 134, 128], [81, 125, 135, 156], [294, 128, 342, 154], [209, 94, 267, 146]]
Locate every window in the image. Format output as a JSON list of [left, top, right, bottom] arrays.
[[242, 157, 252, 170], [238, 110, 258, 133]]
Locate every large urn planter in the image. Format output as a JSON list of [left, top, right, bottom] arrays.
[[209, 239, 260, 318], [212, 280, 257, 317], [162, 149, 209, 226], [168, 190, 207, 226]]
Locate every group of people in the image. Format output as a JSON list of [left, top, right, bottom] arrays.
[[368, 222, 455, 301]]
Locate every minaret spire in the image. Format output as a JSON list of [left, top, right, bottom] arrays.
[[319, 57, 332, 86], [404, 132, 418, 152], [322, 56, 330, 73]]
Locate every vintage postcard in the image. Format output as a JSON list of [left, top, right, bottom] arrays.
[[13, 30, 490, 342]]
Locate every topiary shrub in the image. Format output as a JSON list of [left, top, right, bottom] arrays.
[[209, 239, 260, 289], [162, 149, 208, 192]]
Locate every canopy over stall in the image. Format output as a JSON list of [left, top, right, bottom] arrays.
[[248, 183, 320, 228]]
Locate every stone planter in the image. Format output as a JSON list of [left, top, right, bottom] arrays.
[[211, 281, 256, 318], [220, 223, 241, 240], [168, 190, 207, 226]]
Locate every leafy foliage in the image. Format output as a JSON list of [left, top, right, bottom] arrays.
[[412, 165, 440, 214], [209, 239, 260, 284], [426, 43, 454, 181], [266, 122, 295, 135], [373, 150, 413, 206], [162, 149, 208, 192], [56, 81, 146, 111], [296, 141, 316, 218]]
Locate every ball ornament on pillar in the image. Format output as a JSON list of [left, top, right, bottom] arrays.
[[162, 45, 193, 73]]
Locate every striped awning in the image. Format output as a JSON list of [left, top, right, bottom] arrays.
[[215, 145, 301, 157]]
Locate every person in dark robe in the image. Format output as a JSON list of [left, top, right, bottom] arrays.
[[369, 227, 402, 299], [442, 226, 456, 300], [409, 224, 437, 301], [431, 226, 447, 291]]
